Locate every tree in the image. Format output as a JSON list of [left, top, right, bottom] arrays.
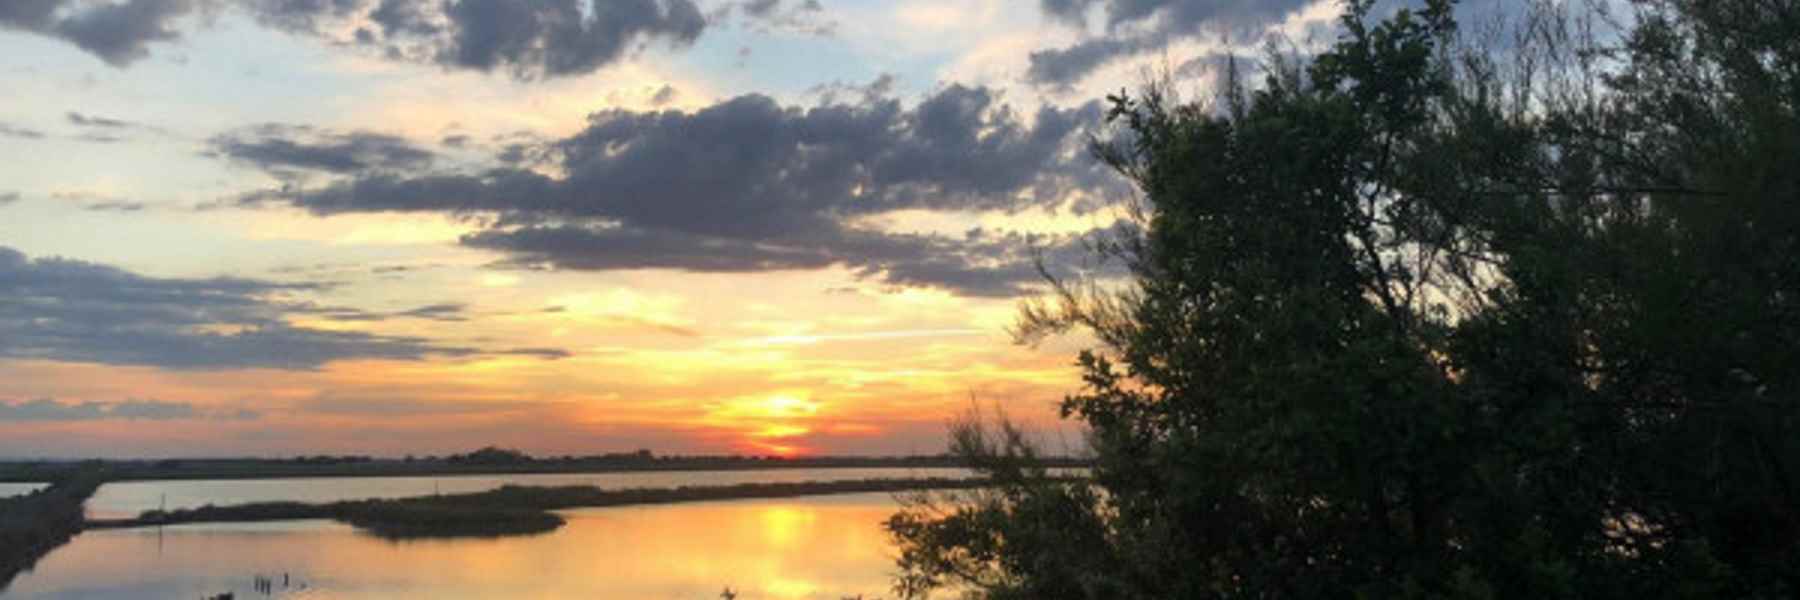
[[887, 0, 1798, 597]]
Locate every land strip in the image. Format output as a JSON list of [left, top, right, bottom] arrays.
[[0, 469, 103, 590], [84, 477, 1001, 538]]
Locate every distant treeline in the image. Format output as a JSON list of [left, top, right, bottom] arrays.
[[0, 449, 1088, 483]]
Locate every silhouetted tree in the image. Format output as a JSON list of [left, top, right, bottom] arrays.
[[888, 0, 1798, 597], [446, 446, 532, 465]]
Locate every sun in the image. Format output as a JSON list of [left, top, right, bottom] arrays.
[[757, 395, 820, 419]]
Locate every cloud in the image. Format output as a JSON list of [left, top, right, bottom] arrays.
[[289, 301, 471, 322], [729, 0, 833, 36], [0, 0, 198, 67], [1026, 36, 1144, 87], [0, 245, 564, 370], [247, 0, 708, 79], [66, 111, 134, 128], [50, 191, 152, 212], [81, 200, 148, 212], [649, 83, 677, 106], [296, 393, 553, 417], [6, 0, 707, 78], [207, 123, 436, 177], [0, 398, 226, 421], [496, 347, 573, 359], [1026, 0, 1529, 87], [1027, 0, 1320, 87], [66, 111, 170, 141], [0, 192, 18, 206], [236, 84, 1127, 297], [442, 0, 704, 77], [0, 122, 47, 140]]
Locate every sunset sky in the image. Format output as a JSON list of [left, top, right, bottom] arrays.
[[0, 0, 1354, 458]]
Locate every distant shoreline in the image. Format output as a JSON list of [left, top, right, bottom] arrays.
[[0, 455, 1086, 484]]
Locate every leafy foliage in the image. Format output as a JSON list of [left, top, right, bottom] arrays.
[[888, 0, 1800, 597]]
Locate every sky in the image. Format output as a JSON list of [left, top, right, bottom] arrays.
[[0, 0, 1356, 458]]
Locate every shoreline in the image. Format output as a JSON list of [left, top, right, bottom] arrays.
[[0, 456, 1084, 484], [0, 471, 103, 591], [82, 477, 1005, 537]]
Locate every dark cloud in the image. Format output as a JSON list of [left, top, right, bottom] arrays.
[[245, 0, 368, 34], [649, 83, 677, 106], [0, 0, 197, 67], [237, 85, 1126, 296], [1041, 0, 1312, 31], [731, 0, 833, 36], [394, 303, 467, 321], [208, 124, 436, 176], [6, 0, 706, 78], [245, 0, 708, 79], [0, 192, 18, 206], [497, 347, 573, 359], [443, 0, 704, 77], [0, 245, 562, 370], [1028, 0, 1317, 87], [1028, 0, 1523, 87], [1026, 37, 1143, 87], [0, 398, 226, 421]]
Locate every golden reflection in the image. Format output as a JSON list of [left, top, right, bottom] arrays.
[[8, 495, 903, 599], [758, 506, 818, 548]]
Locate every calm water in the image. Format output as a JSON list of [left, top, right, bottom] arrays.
[[6, 493, 911, 599], [86, 467, 973, 519], [0, 483, 47, 498]]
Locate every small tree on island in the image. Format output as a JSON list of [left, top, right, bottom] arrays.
[[887, 0, 1799, 598]]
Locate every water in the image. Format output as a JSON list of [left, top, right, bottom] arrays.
[[0, 483, 47, 498], [86, 467, 974, 519], [6, 493, 911, 599]]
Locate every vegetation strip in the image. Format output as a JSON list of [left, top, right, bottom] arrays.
[[84, 477, 1005, 538], [0, 471, 103, 590]]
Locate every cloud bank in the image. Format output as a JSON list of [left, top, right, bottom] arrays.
[[2, 0, 712, 78], [0, 397, 258, 421], [238, 84, 1128, 297], [0, 245, 562, 369]]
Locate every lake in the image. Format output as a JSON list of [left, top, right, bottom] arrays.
[[7, 493, 912, 599], [5, 468, 975, 599], [85, 467, 975, 519]]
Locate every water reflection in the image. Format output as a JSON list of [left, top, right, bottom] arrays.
[[86, 468, 972, 519], [7, 493, 905, 599]]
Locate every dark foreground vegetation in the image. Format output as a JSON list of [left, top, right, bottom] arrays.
[[86, 477, 997, 539], [0, 469, 102, 590], [0, 450, 1078, 483], [889, 0, 1800, 598]]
